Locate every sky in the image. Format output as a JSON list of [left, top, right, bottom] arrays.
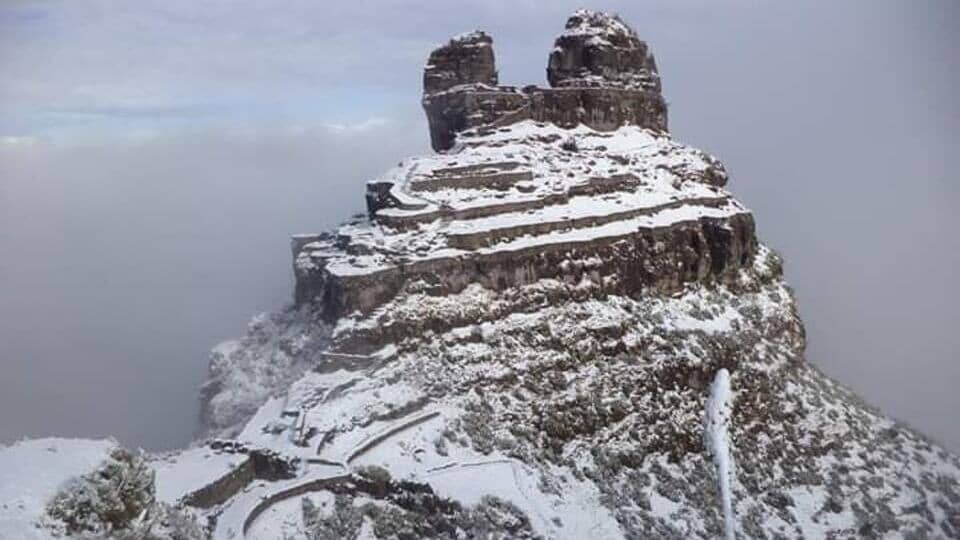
[[0, 1, 957, 451]]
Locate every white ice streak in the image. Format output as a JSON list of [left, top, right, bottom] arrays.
[[705, 368, 736, 540]]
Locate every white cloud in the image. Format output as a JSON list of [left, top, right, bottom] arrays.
[[0, 135, 39, 146], [322, 116, 391, 134]]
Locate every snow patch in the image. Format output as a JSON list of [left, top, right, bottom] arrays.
[[0, 438, 116, 540]]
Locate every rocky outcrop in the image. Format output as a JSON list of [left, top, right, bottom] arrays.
[[195, 9, 960, 540], [298, 212, 754, 327], [293, 118, 751, 325], [546, 9, 661, 91], [298, 10, 718, 325], [422, 10, 667, 152], [423, 31, 498, 94]]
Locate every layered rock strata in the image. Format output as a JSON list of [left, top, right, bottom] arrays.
[[295, 120, 751, 330], [421, 10, 667, 152], [296, 12, 728, 329], [192, 9, 960, 540]]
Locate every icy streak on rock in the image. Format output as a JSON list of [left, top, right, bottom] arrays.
[[705, 368, 736, 540]]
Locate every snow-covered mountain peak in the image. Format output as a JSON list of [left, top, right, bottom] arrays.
[[5, 9, 958, 540]]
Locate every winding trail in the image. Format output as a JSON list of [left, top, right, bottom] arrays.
[[346, 410, 440, 464], [211, 410, 442, 539], [211, 464, 348, 540]]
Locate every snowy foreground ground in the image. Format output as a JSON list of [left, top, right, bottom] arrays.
[[0, 438, 115, 539]]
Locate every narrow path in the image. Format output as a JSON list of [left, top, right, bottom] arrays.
[[345, 410, 441, 464], [211, 410, 442, 539], [210, 464, 348, 540]]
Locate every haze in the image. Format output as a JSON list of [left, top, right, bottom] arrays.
[[1, 1, 957, 451]]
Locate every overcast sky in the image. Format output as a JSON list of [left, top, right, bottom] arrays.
[[1, 1, 957, 451]]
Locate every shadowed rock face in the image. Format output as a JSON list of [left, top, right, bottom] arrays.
[[547, 9, 661, 92], [297, 213, 756, 331], [423, 31, 498, 94], [422, 10, 667, 152]]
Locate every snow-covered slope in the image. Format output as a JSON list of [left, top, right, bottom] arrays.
[[199, 244, 960, 538], [5, 9, 958, 540], [0, 438, 115, 539]]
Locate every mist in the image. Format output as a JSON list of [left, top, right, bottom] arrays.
[[1, 1, 957, 451], [0, 123, 429, 450]]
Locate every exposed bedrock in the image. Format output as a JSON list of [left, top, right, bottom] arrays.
[[546, 9, 661, 92], [295, 213, 755, 324], [423, 30, 497, 94], [292, 9, 746, 332], [422, 10, 667, 152]]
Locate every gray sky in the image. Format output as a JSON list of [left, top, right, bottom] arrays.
[[1, 1, 957, 451]]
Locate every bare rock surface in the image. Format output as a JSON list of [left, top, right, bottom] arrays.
[[547, 9, 662, 92], [422, 10, 667, 152], [423, 31, 498, 94]]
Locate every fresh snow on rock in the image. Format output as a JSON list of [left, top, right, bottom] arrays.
[[5, 8, 960, 540], [150, 447, 248, 505]]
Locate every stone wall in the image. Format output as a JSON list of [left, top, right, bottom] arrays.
[[181, 458, 255, 509]]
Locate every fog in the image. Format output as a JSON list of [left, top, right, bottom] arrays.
[[1, 1, 957, 451]]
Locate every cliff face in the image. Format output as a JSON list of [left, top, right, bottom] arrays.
[[295, 13, 725, 326], [190, 9, 960, 540], [421, 11, 667, 152]]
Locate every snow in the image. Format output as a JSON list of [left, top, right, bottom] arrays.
[[785, 484, 856, 537], [342, 404, 621, 539], [705, 369, 736, 540], [212, 465, 349, 540], [193, 79, 960, 539], [561, 9, 635, 40], [150, 446, 249, 504], [196, 236, 960, 538], [243, 494, 310, 540], [0, 438, 115, 540], [296, 120, 740, 282]]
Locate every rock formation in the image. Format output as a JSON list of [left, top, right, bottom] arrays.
[[546, 9, 661, 92], [421, 10, 667, 152], [191, 10, 960, 539], [8, 9, 958, 540]]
